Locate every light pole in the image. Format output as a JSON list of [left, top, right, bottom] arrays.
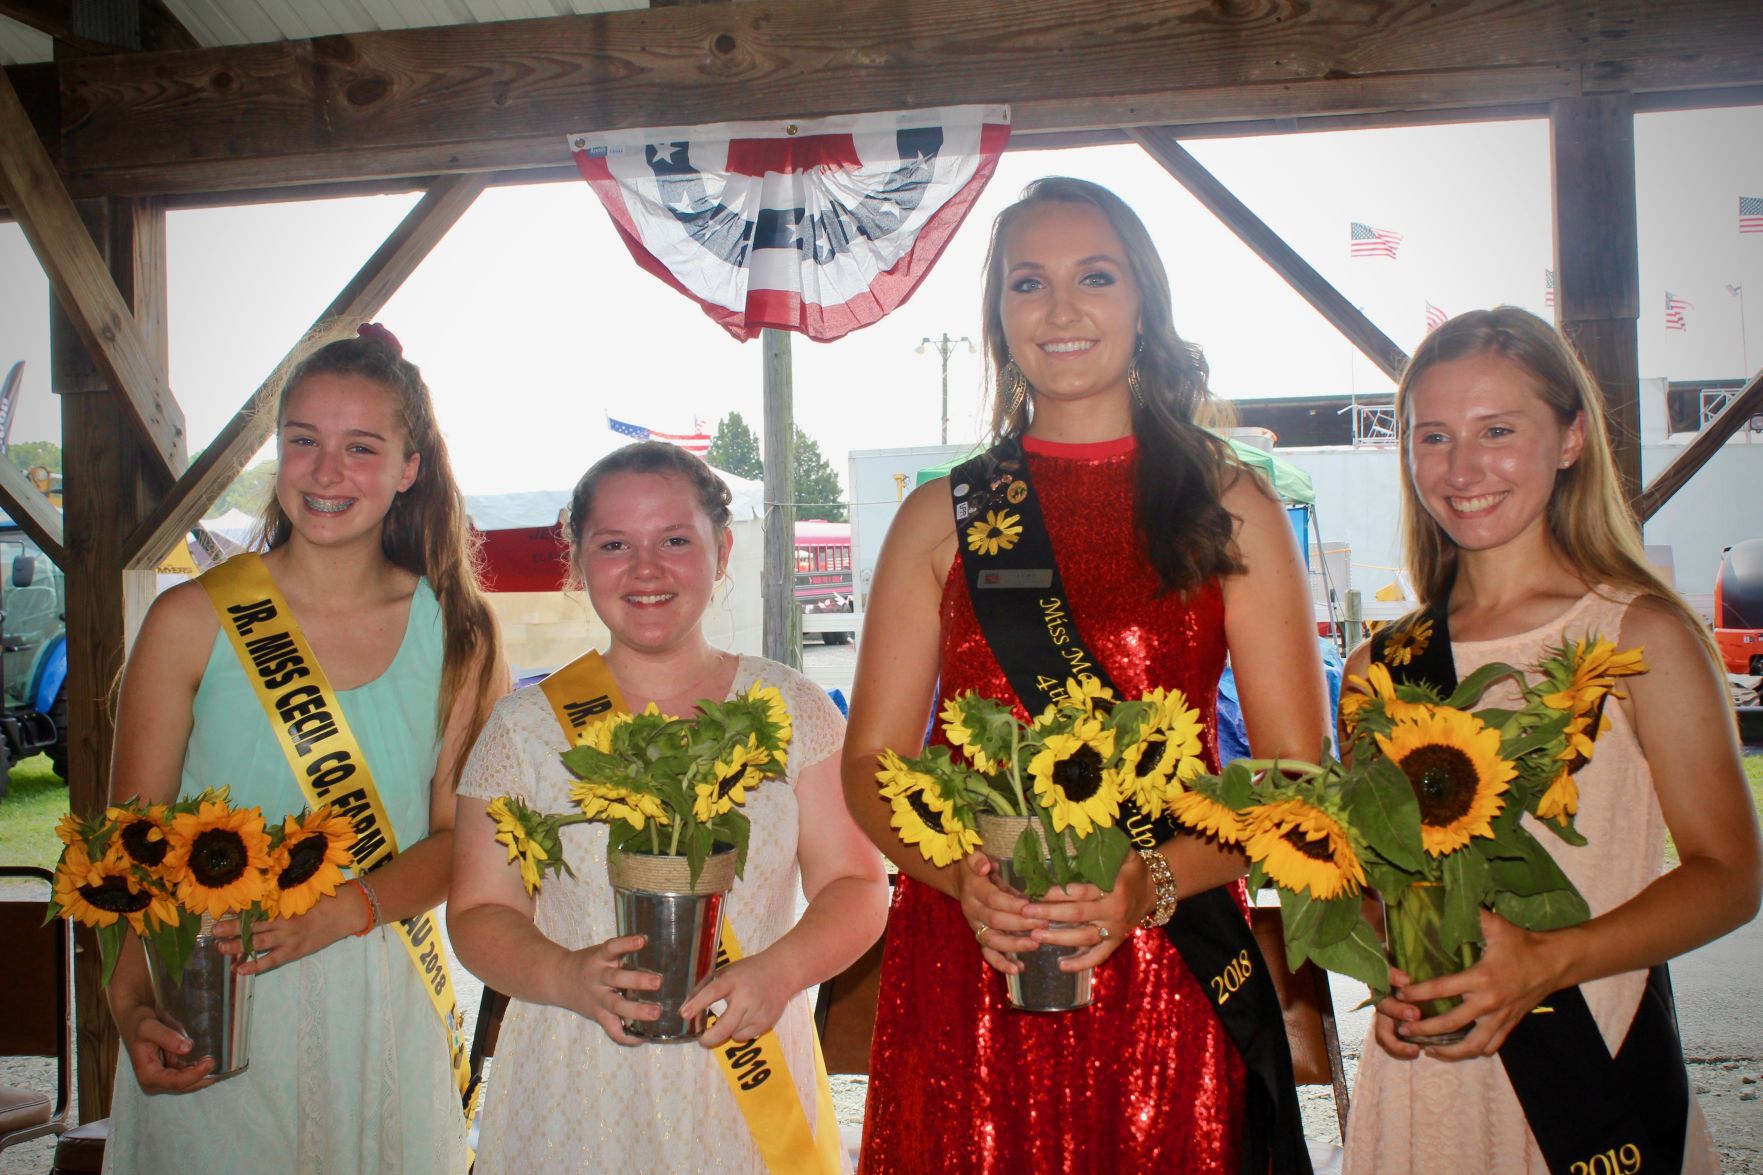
[[1730, 284, 1750, 377], [917, 333, 974, 444]]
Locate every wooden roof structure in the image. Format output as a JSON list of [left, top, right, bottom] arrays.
[[4, 0, 1762, 1114]]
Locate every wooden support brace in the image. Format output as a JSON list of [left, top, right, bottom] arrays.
[[1634, 368, 1763, 522], [121, 171, 491, 569], [0, 455, 65, 562], [1129, 126, 1409, 383], [0, 66, 185, 475]]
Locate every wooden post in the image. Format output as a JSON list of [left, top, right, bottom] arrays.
[[54, 197, 167, 1118], [1344, 589, 1365, 653], [761, 329, 799, 668], [1551, 94, 1641, 503]]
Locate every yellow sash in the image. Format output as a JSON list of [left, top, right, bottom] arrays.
[[540, 650, 843, 1175], [200, 555, 472, 1108]]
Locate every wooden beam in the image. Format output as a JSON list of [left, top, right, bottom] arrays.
[[121, 171, 491, 569], [0, 0, 197, 54], [0, 67, 185, 474], [761, 328, 798, 669], [0, 455, 64, 562], [53, 195, 167, 1120], [16, 0, 1761, 199], [1551, 94, 1641, 502], [1635, 369, 1763, 522], [1129, 126, 1408, 383]]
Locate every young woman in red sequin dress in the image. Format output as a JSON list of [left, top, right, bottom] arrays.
[[842, 178, 1329, 1172]]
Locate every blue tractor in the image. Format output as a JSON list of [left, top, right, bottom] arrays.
[[0, 520, 68, 795]]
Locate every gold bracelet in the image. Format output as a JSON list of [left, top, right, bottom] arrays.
[[1137, 848, 1179, 928]]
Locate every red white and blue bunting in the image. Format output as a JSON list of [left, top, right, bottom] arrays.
[[570, 105, 1010, 342]]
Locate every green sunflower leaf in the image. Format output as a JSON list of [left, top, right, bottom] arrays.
[[1314, 890, 1365, 949], [1446, 662, 1522, 710], [1485, 824, 1576, 897], [1491, 886, 1590, 931], [1010, 830, 1054, 900], [1218, 761, 1255, 809], [1347, 760, 1426, 872], [1304, 915, 1390, 993], [1440, 850, 1489, 949], [96, 921, 127, 988], [1278, 887, 1317, 969]]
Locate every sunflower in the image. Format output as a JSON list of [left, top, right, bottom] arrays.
[[267, 807, 355, 919], [1119, 687, 1205, 816], [1542, 638, 1646, 714], [1376, 706, 1515, 856], [105, 804, 172, 873], [1061, 675, 1115, 717], [1166, 787, 1247, 845], [938, 697, 998, 773], [163, 799, 273, 918], [694, 740, 765, 821], [570, 779, 671, 830], [742, 682, 794, 768], [1027, 717, 1120, 836], [54, 811, 87, 848], [578, 708, 635, 751], [1382, 617, 1434, 667], [1242, 797, 1365, 901], [884, 770, 980, 868], [54, 841, 179, 933], [485, 796, 566, 895], [1534, 765, 1580, 825], [1340, 662, 1428, 734], [965, 509, 1023, 557]]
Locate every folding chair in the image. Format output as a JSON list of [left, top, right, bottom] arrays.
[[1251, 904, 1351, 1135], [0, 865, 75, 1154]]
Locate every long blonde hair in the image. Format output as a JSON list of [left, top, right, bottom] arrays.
[[1396, 306, 1706, 644], [261, 334, 503, 784]]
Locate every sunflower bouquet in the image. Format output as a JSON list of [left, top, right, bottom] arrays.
[[48, 787, 355, 986], [876, 676, 1208, 898], [1165, 637, 1646, 1003], [486, 683, 794, 894]]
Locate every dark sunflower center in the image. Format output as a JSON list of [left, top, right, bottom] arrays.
[[715, 767, 754, 800], [1281, 825, 1336, 863], [80, 876, 152, 914], [189, 828, 250, 888], [1134, 736, 1167, 779], [277, 833, 329, 889], [120, 821, 169, 868], [1052, 746, 1105, 802], [1400, 744, 1479, 827], [905, 789, 943, 827]]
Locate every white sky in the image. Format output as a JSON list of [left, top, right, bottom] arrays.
[[1, 105, 1759, 503]]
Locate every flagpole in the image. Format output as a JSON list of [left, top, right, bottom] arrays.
[[761, 328, 800, 669], [1732, 284, 1751, 377]]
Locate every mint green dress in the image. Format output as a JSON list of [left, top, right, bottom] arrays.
[[105, 580, 467, 1174]]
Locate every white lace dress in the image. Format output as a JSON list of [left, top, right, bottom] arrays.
[[456, 654, 847, 1174]]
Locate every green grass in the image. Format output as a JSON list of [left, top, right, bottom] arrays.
[[0, 754, 68, 872]]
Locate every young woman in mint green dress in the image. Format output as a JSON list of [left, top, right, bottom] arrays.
[[102, 329, 504, 1173]]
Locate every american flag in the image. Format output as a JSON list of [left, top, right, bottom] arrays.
[[1543, 268, 1556, 308], [1742, 196, 1763, 235], [1424, 301, 1448, 332], [1664, 291, 1692, 331], [607, 416, 712, 454], [571, 106, 1009, 341], [1350, 222, 1403, 259]]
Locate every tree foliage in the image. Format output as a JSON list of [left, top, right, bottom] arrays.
[[791, 427, 846, 522], [7, 440, 60, 472], [213, 460, 278, 518], [706, 413, 764, 480]]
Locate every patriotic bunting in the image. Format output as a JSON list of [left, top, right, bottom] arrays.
[[571, 106, 1010, 342], [1350, 222, 1403, 259]]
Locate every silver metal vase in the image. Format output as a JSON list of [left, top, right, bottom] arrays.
[[143, 914, 254, 1081], [607, 848, 738, 1042], [977, 813, 1093, 1012]]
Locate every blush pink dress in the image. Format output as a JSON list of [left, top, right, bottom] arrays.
[[1342, 587, 1717, 1174]]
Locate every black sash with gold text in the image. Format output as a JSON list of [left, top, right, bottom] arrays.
[[950, 440, 1310, 1175], [1373, 604, 1690, 1175]]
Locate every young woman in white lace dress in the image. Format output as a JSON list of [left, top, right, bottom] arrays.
[[1340, 308, 1760, 1173], [449, 442, 888, 1172]]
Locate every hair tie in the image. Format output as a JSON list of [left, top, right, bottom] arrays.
[[357, 322, 404, 358]]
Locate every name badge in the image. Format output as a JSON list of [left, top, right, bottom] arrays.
[[977, 568, 1054, 590]]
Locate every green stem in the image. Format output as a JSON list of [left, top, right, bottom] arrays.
[[669, 817, 683, 856], [1232, 757, 1328, 778], [1007, 723, 1029, 815], [649, 821, 659, 855]]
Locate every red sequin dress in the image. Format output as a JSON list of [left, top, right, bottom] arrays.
[[859, 434, 1248, 1173]]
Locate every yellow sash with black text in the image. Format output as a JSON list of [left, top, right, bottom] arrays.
[[199, 555, 473, 1109], [540, 650, 842, 1175]]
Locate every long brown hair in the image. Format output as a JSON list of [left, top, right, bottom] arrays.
[[261, 333, 502, 783], [1396, 306, 1707, 644], [981, 177, 1244, 593]]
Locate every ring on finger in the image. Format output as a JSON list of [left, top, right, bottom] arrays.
[[973, 922, 991, 943], [1096, 925, 1110, 941]]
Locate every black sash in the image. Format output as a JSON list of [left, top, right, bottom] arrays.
[[950, 439, 1311, 1175], [1373, 605, 1690, 1175]]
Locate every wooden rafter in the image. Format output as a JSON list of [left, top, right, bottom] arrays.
[[1129, 127, 1408, 383], [7, 0, 1758, 199], [121, 171, 493, 570], [0, 0, 197, 52], [0, 67, 185, 475], [1635, 369, 1763, 523], [0, 456, 64, 563]]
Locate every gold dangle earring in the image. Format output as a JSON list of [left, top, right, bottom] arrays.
[[1002, 357, 1029, 417]]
